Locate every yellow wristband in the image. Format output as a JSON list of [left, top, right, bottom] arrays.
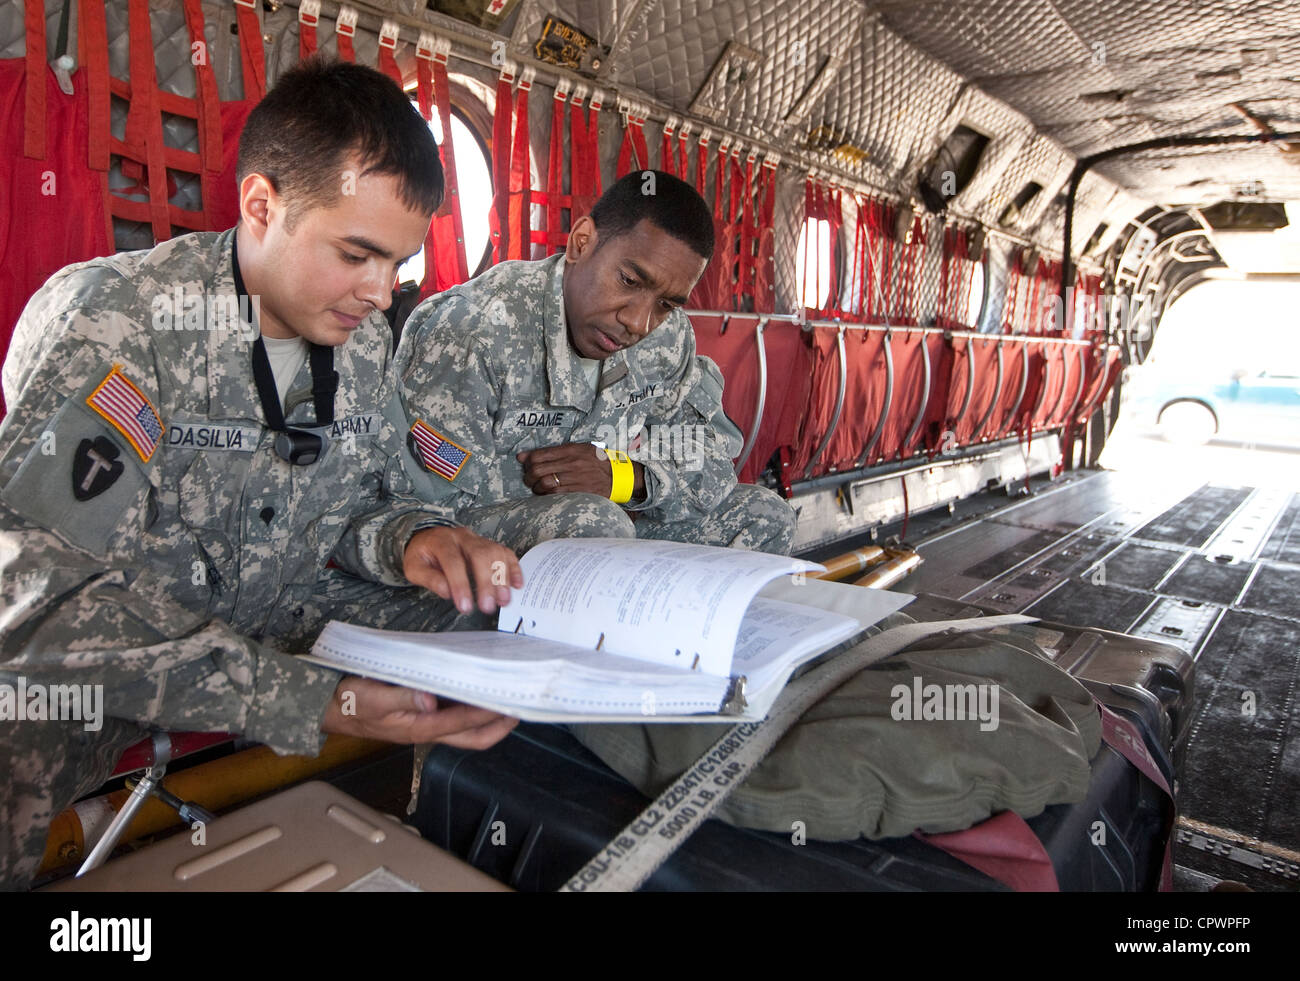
[[604, 448, 635, 504]]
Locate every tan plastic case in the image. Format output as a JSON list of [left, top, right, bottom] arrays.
[[45, 780, 510, 892]]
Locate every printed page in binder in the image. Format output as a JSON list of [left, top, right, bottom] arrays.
[[305, 538, 913, 722]]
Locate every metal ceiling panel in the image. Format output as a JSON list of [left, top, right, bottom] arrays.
[[868, 0, 1300, 205], [808, 16, 965, 187], [623, 0, 869, 147]]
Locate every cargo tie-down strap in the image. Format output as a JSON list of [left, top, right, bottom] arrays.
[[560, 614, 1036, 892]]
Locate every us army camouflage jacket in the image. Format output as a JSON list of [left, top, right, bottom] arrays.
[[0, 229, 455, 755], [395, 254, 743, 521]]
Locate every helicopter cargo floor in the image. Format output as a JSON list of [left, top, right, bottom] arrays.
[[903, 468, 1300, 891]]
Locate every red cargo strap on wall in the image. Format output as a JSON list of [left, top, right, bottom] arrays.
[[124, 0, 170, 243], [506, 67, 533, 260], [722, 142, 744, 308], [416, 49, 439, 280], [1001, 248, 1028, 333], [846, 194, 868, 319], [694, 129, 709, 196], [181, 0, 222, 185], [900, 213, 927, 326], [586, 88, 603, 199], [567, 85, 596, 223], [615, 99, 649, 177], [859, 198, 883, 321], [334, 6, 356, 64], [298, 0, 319, 61], [376, 21, 403, 87], [631, 101, 650, 174], [660, 114, 677, 177], [688, 135, 730, 310], [432, 40, 469, 283], [537, 77, 571, 255], [80, 0, 110, 175], [754, 155, 777, 314], [181, 0, 220, 232], [22, 0, 44, 159], [938, 225, 976, 329], [824, 183, 844, 316], [800, 178, 815, 310], [108, 0, 260, 241], [415, 35, 468, 295], [489, 65, 513, 264], [735, 150, 756, 310], [870, 199, 897, 321], [234, 0, 266, 99], [803, 176, 842, 316], [917, 812, 1061, 892], [415, 36, 434, 119]]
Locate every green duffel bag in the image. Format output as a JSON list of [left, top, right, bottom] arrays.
[[569, 615, 1102, 841]]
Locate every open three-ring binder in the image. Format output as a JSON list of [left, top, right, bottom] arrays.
[[305, 538, 913, 723]]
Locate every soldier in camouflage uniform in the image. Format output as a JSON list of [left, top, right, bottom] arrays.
[[396, 171, 796, 556], [0, 61, 520, 890]]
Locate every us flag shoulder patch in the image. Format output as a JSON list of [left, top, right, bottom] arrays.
[[86, 365, 163, 462], [408, 419, 471, 481]]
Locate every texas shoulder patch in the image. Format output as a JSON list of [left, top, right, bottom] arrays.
[[85, 365, 163, 462], [408, 419, 471, 481]]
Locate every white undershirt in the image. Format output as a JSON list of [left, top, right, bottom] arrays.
[[262, 334, 309, 410]]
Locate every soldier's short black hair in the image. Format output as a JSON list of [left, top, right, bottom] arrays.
[[589, 170, 714, 261], [237, 57, 442, 229]]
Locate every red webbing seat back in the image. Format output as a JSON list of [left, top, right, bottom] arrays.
[[1030, 341, 1069, 430], [1011, 340, 1047, 440], [691, 313, 759, 463], [917, 331, 954, 457], [754, 324, 814, 488], [955, 337, 1002, 445], [786, 326, 839, 479], [939, 334, 974, 452], [690, 314, 812, 485], [823, 328, 889, 474], [1045, 343, 1086, 429], [875, 330, 927, 462], [988, 338, 1031, 438]]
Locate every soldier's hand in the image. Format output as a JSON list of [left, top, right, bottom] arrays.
[[403, 526, 524, 615], [519, 442, 643, 498], [321, 676, 518, 749]]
